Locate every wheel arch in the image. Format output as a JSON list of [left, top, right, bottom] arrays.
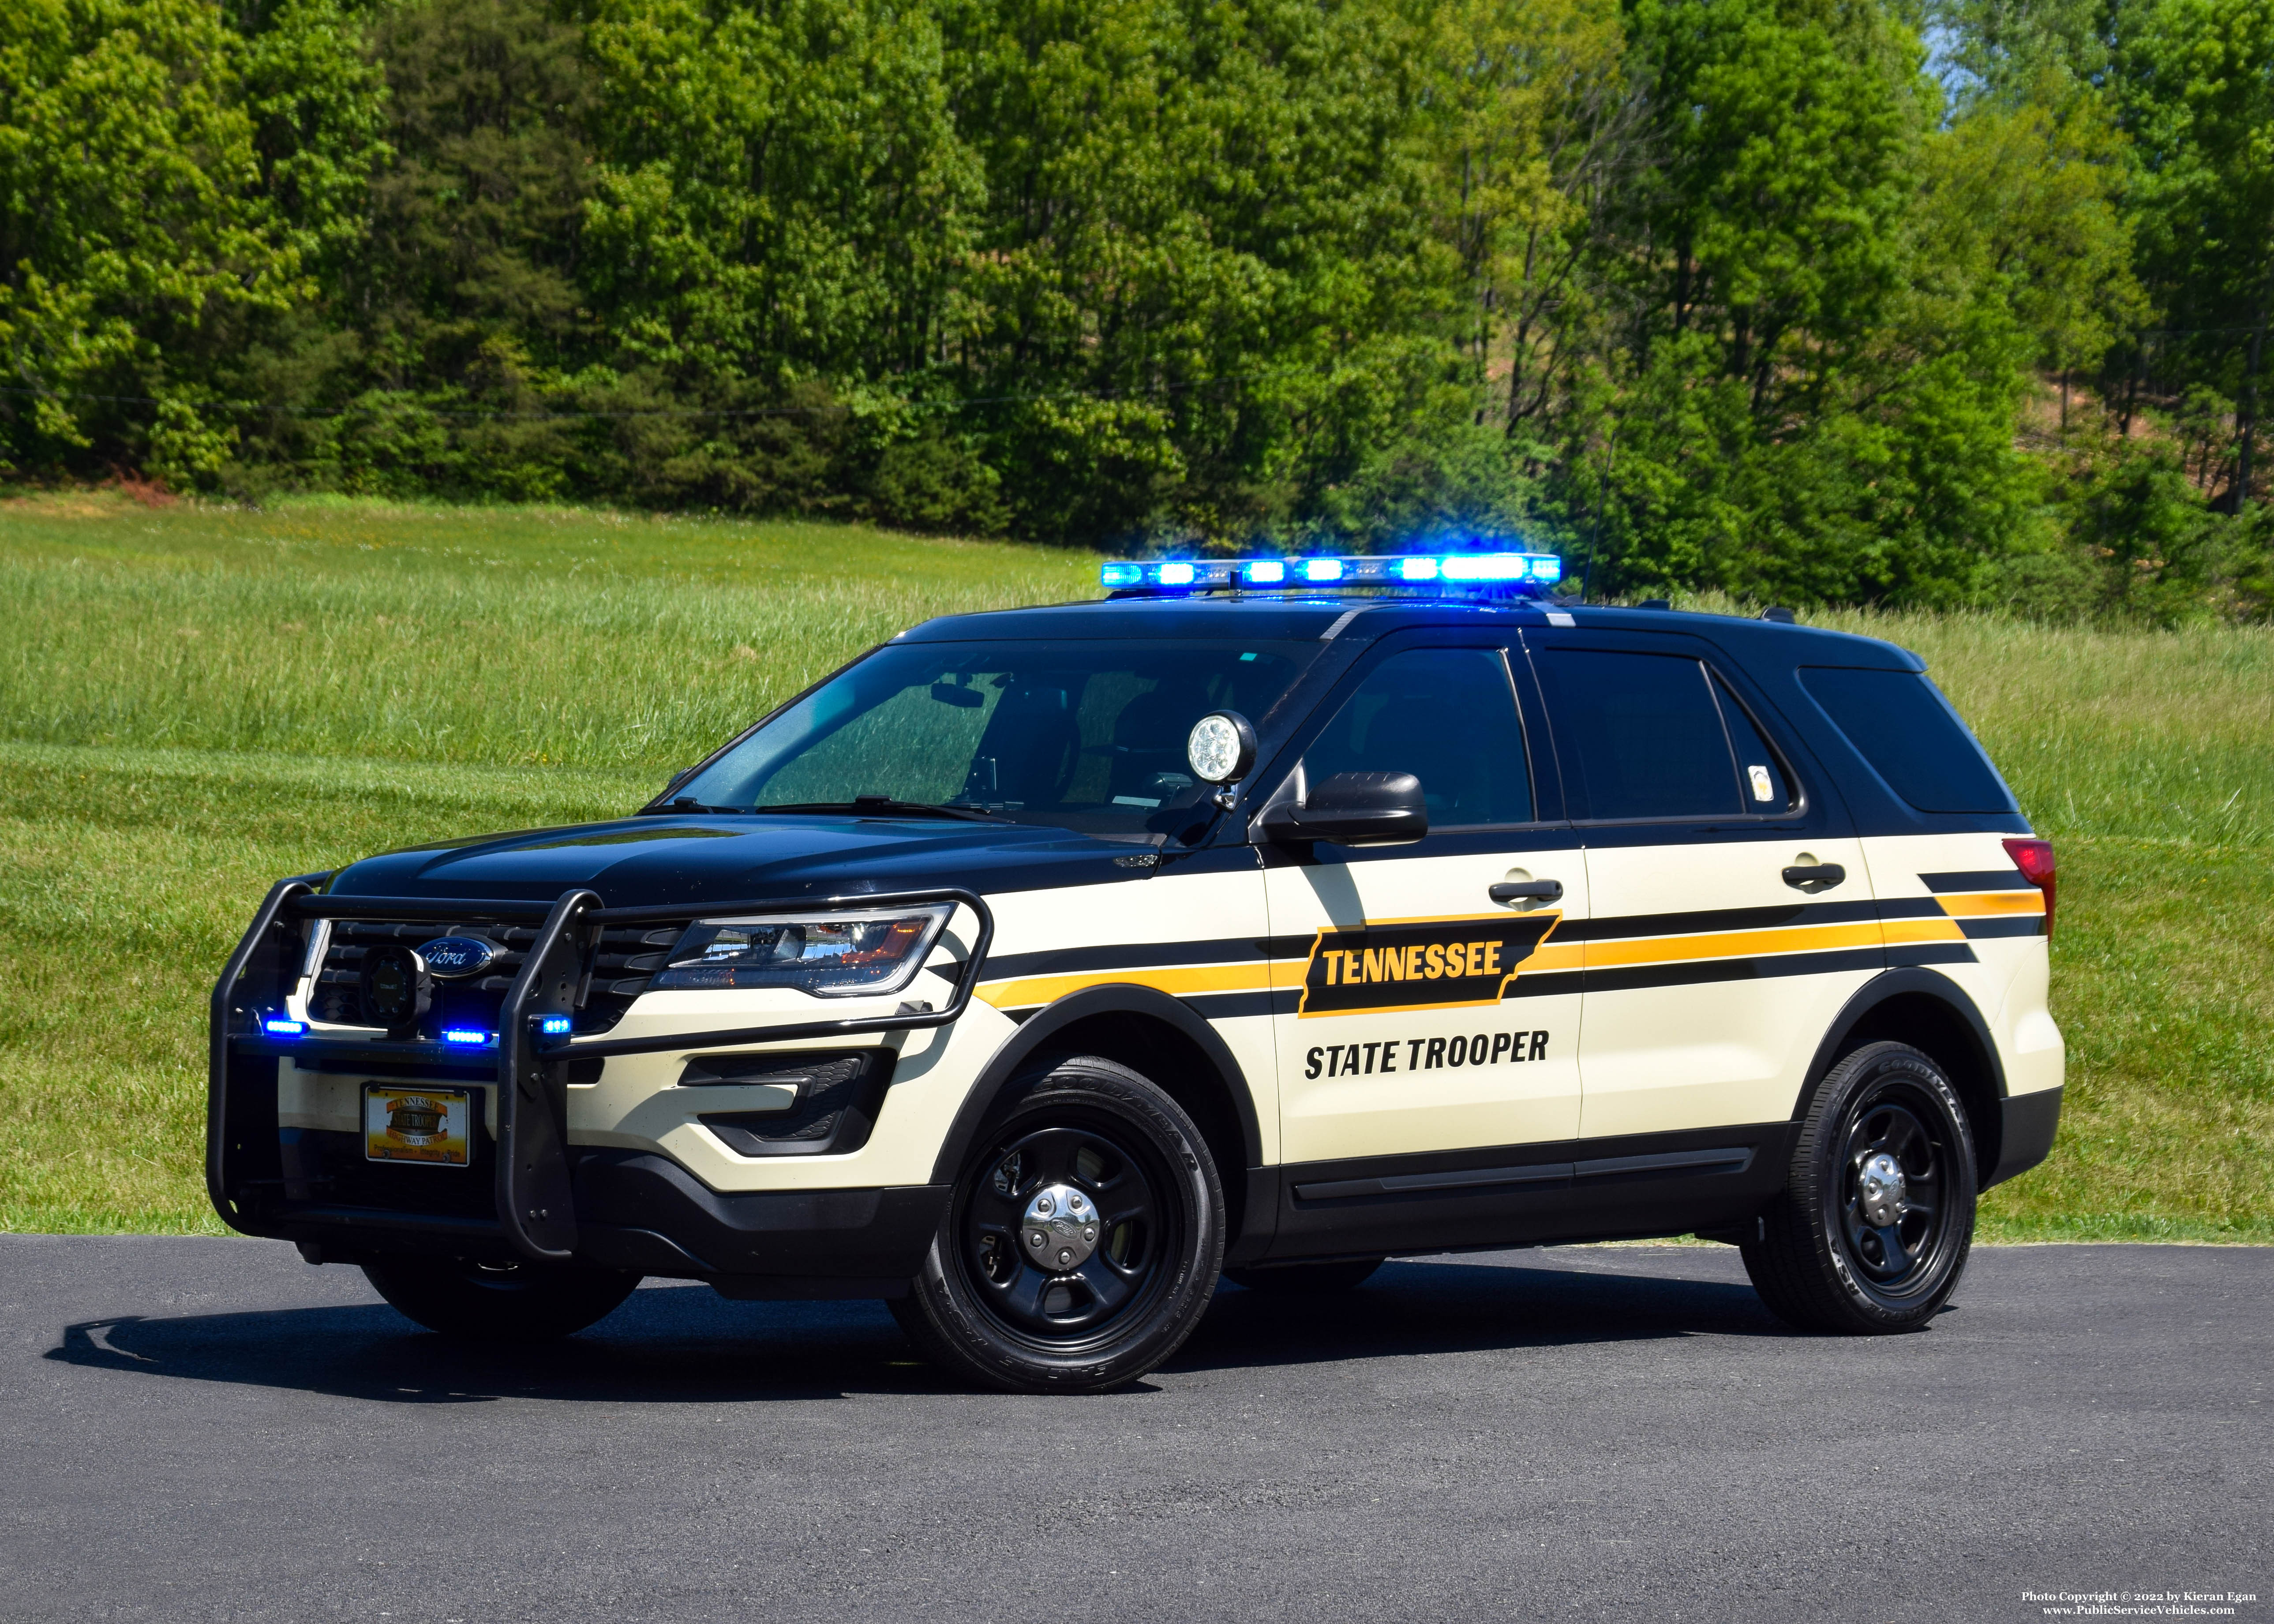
[[1794, 969, 2008, 1186], [929, 984, 1266, 1245]]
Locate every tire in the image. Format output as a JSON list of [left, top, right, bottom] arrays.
[[1225, 1257, 1383, 1294], [1743, 1040, 1978, 1334], [362, 1255, 641, 1342], [891, 1055, 1225, 1393]]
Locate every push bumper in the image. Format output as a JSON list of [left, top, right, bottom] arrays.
[[1987, 1085, 2062, 1188], [208, 878, 987, 1295]]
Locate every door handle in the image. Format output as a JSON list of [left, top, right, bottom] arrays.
[[1489, 879, 1564, 904], [1782, 864, 1845, 892]]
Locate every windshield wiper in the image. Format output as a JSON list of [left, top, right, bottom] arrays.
[[747, 798, 1008, 823], [653, 797, 744, 814]]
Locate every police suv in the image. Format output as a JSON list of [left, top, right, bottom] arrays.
[[209, 552, 2062, 1391]]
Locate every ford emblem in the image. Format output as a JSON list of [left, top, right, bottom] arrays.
[[417, 936, 499, 979]]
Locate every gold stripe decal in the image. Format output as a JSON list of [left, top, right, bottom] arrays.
[[1296, 911, 1563, 1018]]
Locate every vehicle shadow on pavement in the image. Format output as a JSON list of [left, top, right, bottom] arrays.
[[43, 1257, 1778, 1404], [1176, 1257, 1779, 1375]]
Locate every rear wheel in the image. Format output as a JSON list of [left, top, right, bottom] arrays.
[[1743, 1040, 1977, 1334], [1225, 1257, 1383, 1294], [892, 1055, 1224, 1393], [362, 1255, 641, 1342]]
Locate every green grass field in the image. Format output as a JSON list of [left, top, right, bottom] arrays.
[[0, 491, 2266, 1239]]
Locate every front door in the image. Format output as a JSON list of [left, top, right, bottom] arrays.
[[1521, 630, 1878, 1138], [1262, 637, 1589, 1165]]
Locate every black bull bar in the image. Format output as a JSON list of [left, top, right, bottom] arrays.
[[207, 881, 994, 1266]]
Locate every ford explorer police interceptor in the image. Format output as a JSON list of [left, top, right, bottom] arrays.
[[208, 551, 2063, 1392]]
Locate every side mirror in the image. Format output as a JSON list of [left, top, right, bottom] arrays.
[[660, 766, 699, 798], [1259, 771, 1428, 846]]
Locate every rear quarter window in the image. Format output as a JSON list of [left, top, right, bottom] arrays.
[[1797, 666, 2016, 814]]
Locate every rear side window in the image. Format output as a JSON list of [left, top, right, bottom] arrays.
[[1798, 667, 2016, 813], [1536, 649, 1784, 820]]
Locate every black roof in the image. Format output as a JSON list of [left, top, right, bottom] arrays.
[[892, 593, 1924, 670]]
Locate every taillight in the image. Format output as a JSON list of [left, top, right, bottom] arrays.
[[2002, 837, 2056, 937]]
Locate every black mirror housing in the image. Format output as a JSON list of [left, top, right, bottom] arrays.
[[1259, 771, 1428, 846]]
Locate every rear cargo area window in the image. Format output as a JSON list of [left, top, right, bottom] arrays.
[[1798, 666, 2016, 813]]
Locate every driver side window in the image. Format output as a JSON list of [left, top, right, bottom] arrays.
[[1301, 647, 1533, 827]]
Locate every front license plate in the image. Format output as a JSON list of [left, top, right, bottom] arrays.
[[363, 1085, 472, 1166]]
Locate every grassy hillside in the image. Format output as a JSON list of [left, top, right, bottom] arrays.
[[0, 492, 2265, 1239]]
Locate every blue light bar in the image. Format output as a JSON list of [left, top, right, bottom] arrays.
[[263, 1017, 305, 1037], [441, 1027, 492, 1047], [537, 1014, 572, 1036], [1098, 551, 1565, 595]]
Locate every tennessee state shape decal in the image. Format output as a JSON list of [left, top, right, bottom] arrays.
[[1297, 911, 1563, 1017]]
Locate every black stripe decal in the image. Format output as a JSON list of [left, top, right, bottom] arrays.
[[1181, 989, 1296, 1019], [982, 937, 1274, 980], [1887, 943, 1980, 967], [1557, 898, 1875, 941], [1582, 946, 1888, 994], [1956, 917, 2043, 939], [1920, 868, 2035, 894]]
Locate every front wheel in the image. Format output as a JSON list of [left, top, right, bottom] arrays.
[[362, 1255, 641, 1342], [1743, 1040, 1978, 1334], [891, 1055, 1225, 1393]]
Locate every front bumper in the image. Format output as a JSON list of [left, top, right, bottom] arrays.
[[208, 879, 985, 1293], [258, 1149, 948, 1297]]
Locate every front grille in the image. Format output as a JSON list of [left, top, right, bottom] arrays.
[[305, 915, 686, 1037], [309, 917, 534, 1034]]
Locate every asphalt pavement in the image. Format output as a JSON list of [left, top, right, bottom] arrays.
[[0, 1236, 2266, 1623]]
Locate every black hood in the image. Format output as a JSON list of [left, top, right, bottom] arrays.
[[326, 813, 1153, 908]]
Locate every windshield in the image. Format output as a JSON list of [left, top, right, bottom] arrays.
[[670, 639, 1318, 835]]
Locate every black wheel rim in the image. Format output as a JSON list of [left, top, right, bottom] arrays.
[[954, 1117, 1179, 1351], [1833, 1083, 1958, 1298]]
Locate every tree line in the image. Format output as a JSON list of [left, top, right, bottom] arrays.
[[2, 0, 2269, 613]]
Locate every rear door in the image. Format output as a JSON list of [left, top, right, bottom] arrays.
[[1261, 633, 1588, 1164], [1520, 629, 1878, 1138]]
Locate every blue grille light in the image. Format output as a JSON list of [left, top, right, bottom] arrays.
[[263, 1017, 305, 1037], [441, 1027, 491, 1046], [537, 1014, 573, 1036]]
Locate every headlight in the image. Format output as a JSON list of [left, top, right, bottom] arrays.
[[649, 905, 953, 998]]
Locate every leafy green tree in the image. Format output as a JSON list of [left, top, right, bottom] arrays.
[[2117, 0, 2274, 510], [0, 0, 372, 482]]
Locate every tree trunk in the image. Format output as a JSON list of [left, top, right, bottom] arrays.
[[2234, 306, 2267, 513]]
